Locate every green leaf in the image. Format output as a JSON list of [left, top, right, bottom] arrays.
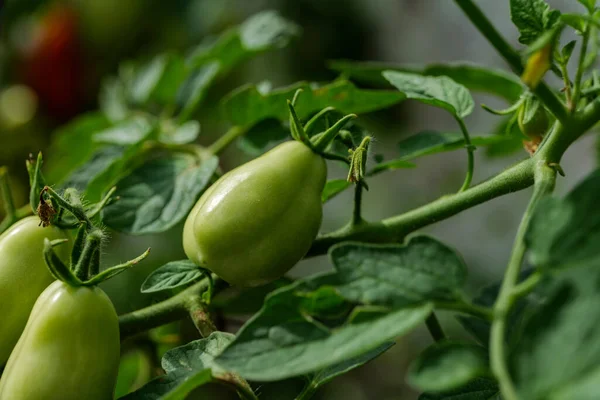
[[187, 10, 300, 76], [321, 179, 352, 203], [212, 278, 294, 315], [395, 131, 514, 162], [45, 112, 112, 184], [526, 169, 600, 270], [238, 119, 290, 156], [330, 236, 467, 307], [383, 71, 474, 118], [131, 54, 186, 106], [159, 120, 201, 145], [221, 80, 405, 128], [102, 154, 219, 235], [100, 78, 129, 122], [93, 116, 154, 145], [329, 60, 523, 102], [510, 263, 600, 399], [408, 341, 489, 392], [114, 351, 152, 399], [368, 158, 416, 175], [141, 260, 205, 293], [123, 332, 239, 400], [578, 0, 596, 13], [306, 342, 394, 389], [418, 378, 500, 400], [61, 144, 143, 202], [215, 273, 432, 381], [176, 62, 220, 121], [510, 0, 561, 45]]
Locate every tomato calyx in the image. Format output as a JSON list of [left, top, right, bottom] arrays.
[[286, 89, 357, 158]]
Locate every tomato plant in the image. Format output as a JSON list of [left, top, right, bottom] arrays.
[[2, 1, 600, 399]]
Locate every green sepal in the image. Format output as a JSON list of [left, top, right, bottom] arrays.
[[43, 238, 83, 287], [83, 248, 151, 286]]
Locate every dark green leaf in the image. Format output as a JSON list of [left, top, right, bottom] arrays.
[[123, 332, 235, 400], [408, 341, 489, 392], [330, 236, 467, 307], [526, 169, 600, 270], [321, 179, 352, 203], [102, 154, 219, 235], [46, 112, 112, 184], [187, 10, 300, 76], [510, 263, 600, 399], [221, 80, 405, 128], [510, 0, 561, 45], [141, 260, 205, 293], [176, 62, 220, 120], [307, 342, 394, 388], [237, 119, 290, 156], [212, 278, 294, 315], [93, 116, 154, 145], [396, 131, 514, 162], [383, 71, 474, 118], [419, 378, 499, 400], [329, 60, 523, 102], [215, 273, 432, 381]]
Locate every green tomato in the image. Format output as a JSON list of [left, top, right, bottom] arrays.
[[183, 141, 327, 287], [0, 216, 68, 365], [0, 280, 120, 400]]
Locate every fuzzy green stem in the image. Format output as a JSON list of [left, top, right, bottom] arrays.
[[351, 183, 364, 226], [511, 271, 542, 300], [208, 126, 247, 155], [425, 313, 447, 342], [559, 62, 573, 109], [73, 229, 103, 281], [490, 162, 556, 400], [456, 117, 474, 192], [43, 186, 92, 226], [571, 25, 591, 111], [295, 383, 319, 400], [119, 277, 217, 340], [435, 300, 494, 321], [454, 0, 568, 124], [186, 295, 217, 338]]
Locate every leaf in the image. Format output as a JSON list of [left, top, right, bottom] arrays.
[[221, 80, 405, 128], [141, 260, 205, 293], [330, 236, 467, 307], [114, 351, 152, 399], [383, 71, 474, 118], [61, 144, 143, 202], [306, 342, 394, 389], [93, 116, 154, 145], [100, 78, 129, 122], [159, 120, 201, 145], [395, 131, 514, 161], [176, 62, 220, 121], [329, 60, 523, 102], [408, 341, 489, 392], [578, 0, 596, 13], [526, 169, 600, 270], [102, 154, 219, 235], [123, 332, 238, 400], [215, 273, 432, 381], [510, 0, 561, 45], [510, 263, 600, 399], [212, 278, 294, 315], [368, 159, 416, 175], [237, 118, 290, 156], [418, 378, 500, 400], [130, 54, 186, 106], [45, 112, 112, 184], [187, 10, 300, 76], [321, 179, 352, 203]]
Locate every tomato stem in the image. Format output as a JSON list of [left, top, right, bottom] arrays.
[[425, 313, 446, 343], [208, 125, 248, 155]]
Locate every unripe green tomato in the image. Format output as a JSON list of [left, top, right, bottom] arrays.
[[0, 216, 68, 365], [0, 281, 120, 400], [183, 141, 327, 287], [517, 101, 549, 139]]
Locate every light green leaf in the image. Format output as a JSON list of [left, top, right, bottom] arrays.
[[141, 260, 205, 293], [176, 62, 220, 120], [510, 0, 561, 45], [221, 80, 405, 128], [368, 159, 416, 175], [321, 179, 352, 203], [100, 78, 129, 122], [526, 169, 600, 270], [130, 54, 187, 106], [329, 60, 523, 102], [383, 71, 474, 118], [419, 378, 499, 400], [330, 236, 467, 307], [93, 116, 154, 145], [238, 119, 290, 156], [102, 154, 219, 235], [159, 120, 201, 145], [215, 273, 432, 381], [408, 341, 489, 392]]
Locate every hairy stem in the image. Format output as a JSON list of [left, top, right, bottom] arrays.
[[119, 278, 214, 340], [208, 125, 247, 155], [456, 117, 474, 192], [571, 25, 591, 111], [489, 162, 556, 400], [425, 313, 446, 342], [351, 184, 364, 226]]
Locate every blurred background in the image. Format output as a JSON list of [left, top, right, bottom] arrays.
[[0, 0, 596, 399]]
